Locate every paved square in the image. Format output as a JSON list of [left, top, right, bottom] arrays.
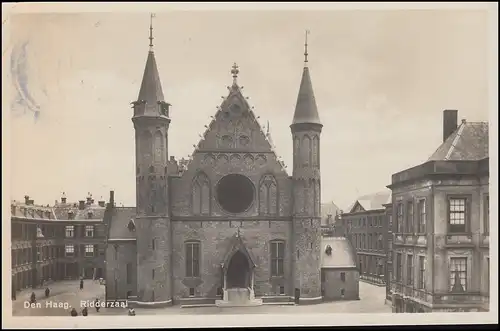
[[12, 280, 390, 316]]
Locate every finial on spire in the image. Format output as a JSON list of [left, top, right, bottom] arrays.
[[267, 120, 270, 135], [149, 13, 156, 50], [231, 62, 239, 86], [304, 29, 310, 66]]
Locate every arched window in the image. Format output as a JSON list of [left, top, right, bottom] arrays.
[[192, 173, 210, 215], [312, 135, 319, 167], [153, 130, 164, 164], [259, 175, 278, 215], [302, 135, 311, 167], [140, 130, 153, 165]]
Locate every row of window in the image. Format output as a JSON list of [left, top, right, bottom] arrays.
[[395, 195, 489, 234], [358, 255, 385, 276], [64, 244, 97, 257], [65, 225, 95, 238], [12, 223, 97, 240], [353, 233, 384, 251], [12, 243, 99, 266], [394, 253, 427, 290], [115, 240, 287, 279], [347, 215, 384, 228]]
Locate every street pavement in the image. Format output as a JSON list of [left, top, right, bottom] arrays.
[[12, 280, 391, 316]]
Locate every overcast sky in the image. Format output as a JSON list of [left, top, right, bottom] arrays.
[[8, 8, 490, 209]]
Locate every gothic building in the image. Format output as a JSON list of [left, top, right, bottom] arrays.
[[106, 26, 325, 307]]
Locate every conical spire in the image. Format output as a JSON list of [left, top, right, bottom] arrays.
[[291, 31, 321, 126], [137, 14, 164, 105]]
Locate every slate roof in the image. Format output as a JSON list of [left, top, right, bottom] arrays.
[[292, 67, 322, 126], [108, 207, 137, 240], [11, 200, 105, 222], [346, 190, 391, 213], [320, 237, 357, 269], [137, 50, 164, 105], [428, 121, 489, 161]]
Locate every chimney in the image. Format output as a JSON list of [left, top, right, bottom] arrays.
[[98, 200, 106, 207], [79, 200, 85, 210], [24, 195, 30, 204], [29, 199, 34, 205], [61, 192, 67, 204], [109, 190, 115, 207], [443, 109, 458, 142], [170, 156, 175, 162], [86, 192, 92, 205]]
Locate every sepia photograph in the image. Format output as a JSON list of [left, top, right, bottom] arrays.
[[2, 2, 497, 329]]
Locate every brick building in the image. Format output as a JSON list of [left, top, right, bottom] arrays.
[[106, 27, 326, 307], [388, 110, 489, 313], [11, 193, 108, 298], [338, 191, 391, 287]]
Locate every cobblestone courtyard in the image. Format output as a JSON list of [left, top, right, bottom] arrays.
[[12, 280, 391, 316]]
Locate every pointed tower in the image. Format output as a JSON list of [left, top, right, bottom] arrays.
[[291, 31, 323, 303], [131, 15, 172, 306]]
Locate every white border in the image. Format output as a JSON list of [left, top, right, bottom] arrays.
[[2, 1, 498, 329]]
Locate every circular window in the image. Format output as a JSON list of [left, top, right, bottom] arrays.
[[216, 174, 255, 213]]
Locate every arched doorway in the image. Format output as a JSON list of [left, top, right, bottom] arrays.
[[226, 251, 250, 288]]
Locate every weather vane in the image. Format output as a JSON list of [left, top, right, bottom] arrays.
[[304, 29, 310, 66], [149, 13, 156, 50]]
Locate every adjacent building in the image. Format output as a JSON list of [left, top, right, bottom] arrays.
[[387, 109, 489, 313], [337, 191, 391, 287], [320, 236, 359, 301], [11, 193, 108, 298], [383, 198, 393, 303], [106, 26, 327, 307]]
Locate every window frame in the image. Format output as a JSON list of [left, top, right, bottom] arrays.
[[406, 201, 414, 234], [418, 255, 425, 290], [449, 257, 468, 292], [65, 244, 75, 257], [270, 240, 285, 277], [84, 244, 94, 257], [484, 194, 489, 235], [417, 199, 426, 234], [407, 254, 414, 286], [85, 225, 94, 238], [185, 241, 201, 278], [65, 225, 75, 238], [447, 196, 470, 234]]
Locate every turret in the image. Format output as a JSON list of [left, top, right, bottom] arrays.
[[132, 14, 172, 306], [291, 30, 323, 303]]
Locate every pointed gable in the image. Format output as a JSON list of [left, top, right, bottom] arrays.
[[222, 232, 257, 269], [349, 201, 366, 213], [292, 67, 321, 126], [196, 84, 274, 153]]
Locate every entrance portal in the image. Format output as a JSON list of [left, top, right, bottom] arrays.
[[226, 251, 250, 288]]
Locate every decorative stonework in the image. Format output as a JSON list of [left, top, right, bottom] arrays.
[[259, 175, 278, 216], [243, 154, 254, 168], [192, 172, 210, 216]]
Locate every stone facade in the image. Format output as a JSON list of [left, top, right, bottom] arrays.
[[106, 37, 325, 306], [388, 111, 489, 313]]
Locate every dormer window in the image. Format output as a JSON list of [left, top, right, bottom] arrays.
[[87, 211, 94, 219], [68, 210, 75, 220], [127, 219, 136, 232]]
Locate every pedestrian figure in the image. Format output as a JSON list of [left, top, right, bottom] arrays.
[[80, 279, 84, 290], [45, 287, 50, 298], [128, 308, 136, 316], [82, 307, 88, 316], [94, 298, 100, 312], [70, 308, 78, 316], [30, 292, 36, 304]]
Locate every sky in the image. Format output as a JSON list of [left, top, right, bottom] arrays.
[[7, 9, 491, 210]]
